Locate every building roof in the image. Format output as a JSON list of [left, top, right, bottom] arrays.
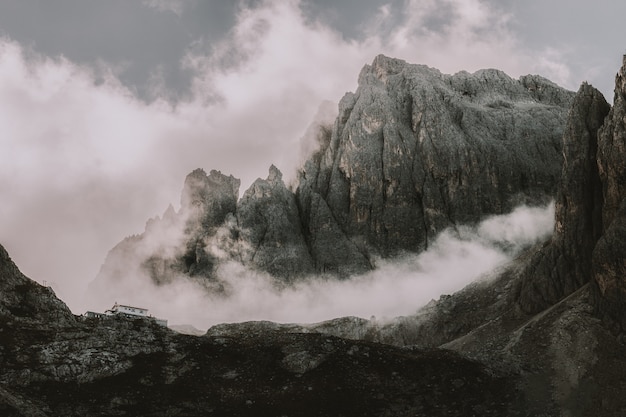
[[113, 303, 148, 311]]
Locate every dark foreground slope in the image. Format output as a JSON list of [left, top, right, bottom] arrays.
[[0, 245, 521, 417], [89, 55, 573, 303]]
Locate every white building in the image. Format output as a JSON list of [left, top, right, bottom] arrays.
[[105, 303, 148, 317], [84, 302, 167, 327]]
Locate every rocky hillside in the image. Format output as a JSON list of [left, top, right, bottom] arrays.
[[89, 55, 574, 300], [0, 244, 522, 416]]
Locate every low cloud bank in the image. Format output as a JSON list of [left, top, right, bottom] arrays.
[[88, 203, 554, 330]]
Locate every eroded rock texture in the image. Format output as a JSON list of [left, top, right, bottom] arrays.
[[297, 55, 573, 273], [6, 54, 626, 417], [91, 55, 573, 297], [515, 83, 610, 313], [0, 245, 74, 326], [237, 165, 315, 280], [592, 56, 626, 331]]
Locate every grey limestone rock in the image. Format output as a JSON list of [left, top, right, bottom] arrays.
[[592, 56, 626, 331], [236, 165, 315, 280], [597, 56, 626, 230], [92, 55, 574, 292], [180, 168, 240, 232], [90, 169, 242, 300], [298, 55, 573, 272], [515, 83, 610, 313]]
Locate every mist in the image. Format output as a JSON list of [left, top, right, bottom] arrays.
[[86, 203, 554, 330], [1, 0, 598, 324]]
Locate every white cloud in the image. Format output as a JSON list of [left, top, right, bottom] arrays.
[[86, 203, 555, 329]]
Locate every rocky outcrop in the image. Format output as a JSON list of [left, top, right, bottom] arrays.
[[236, 165, 315, 280], [94, 55, 573, 291], [176, 169, 240, 277], [297, 55, 573, 273], [180, 168, 240, 231], [91, 169, 241, 297], [592, 56, 626, 332], [597, 58, 626, 229], [0, 245, 74, 326], [515, 83, 610, 313], [88, 55, 573, 295], [592, 203, 626, 333]]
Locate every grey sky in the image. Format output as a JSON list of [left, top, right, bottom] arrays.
[[1, 0, 625, 313], [1, 0, 623, 97]]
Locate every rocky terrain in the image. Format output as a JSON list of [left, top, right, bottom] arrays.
[[89, 55, 574, 300], [1, 245, 522, 416], [2, 55, 626, 416]]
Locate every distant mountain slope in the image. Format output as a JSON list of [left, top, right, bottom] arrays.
[[89, 55, 574, 301]]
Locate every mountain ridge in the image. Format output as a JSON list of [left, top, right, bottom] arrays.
[[3, 55, 626, 416], [88, 54, 575, 303]]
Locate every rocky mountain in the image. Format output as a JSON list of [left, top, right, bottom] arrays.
[[297, 55, 572, 269], [89, 55, 574, 299], [4, 55, 626, 416]]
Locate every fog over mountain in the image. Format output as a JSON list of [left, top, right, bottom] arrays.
[[2, 3, 626, 415], [89, 202, 555, 328], [2, 53, 626, 416], [1, 0, 626, 315], [87, 55, 570, 328]]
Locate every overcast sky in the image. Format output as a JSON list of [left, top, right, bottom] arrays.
[[1, 0, 625, 313]]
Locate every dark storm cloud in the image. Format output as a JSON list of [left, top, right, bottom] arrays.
[[0, 0, 237, 100]]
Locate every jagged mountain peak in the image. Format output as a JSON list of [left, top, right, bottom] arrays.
[[5, 54, 626, 416], [359, 54, 441, 84], [181, 168, 240, 209], [597, 55, 626, 230], [357, 54, 573, 109], [514, 81, 610, 314], [301, 55, 573, 264], [88, 57, 575, 297], [267, 163, 282, 183]]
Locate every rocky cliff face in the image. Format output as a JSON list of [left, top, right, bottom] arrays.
[[236, 165, 315, 280], [514, 83, 610, 313], [90, 55, 573, 295], [592, 56, 626, 332], [298, 55, 572, 271]]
